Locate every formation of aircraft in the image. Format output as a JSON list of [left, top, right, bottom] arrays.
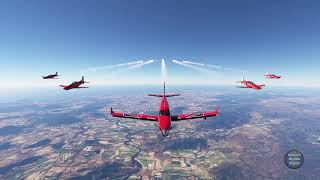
[[265, 72, 282, 79], [42, 72, 59, 79], [110, 82, 219, 136], [42, 72, 90, 90], [41, 61, 282, 137], [236, 76, 266, 90], [235, 72, 282, 90], [60, 76, 89, 90]]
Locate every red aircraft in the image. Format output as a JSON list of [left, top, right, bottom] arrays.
[[236, 76, 265, 90], [265, 72, 281, 79], [60, 76, 89, 90], [42, 72, 58, 79], [110, 83, 219, 136]]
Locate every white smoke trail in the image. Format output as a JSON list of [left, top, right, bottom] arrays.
[[182, 60, 246, 72], [161, 59, 167, 84], [172, 60, 216, 73], [127, 60, 154, 70], [206, 64, 223, 70], [182, 60, 205, 66], [182, 60, 224, 70], [85, 60, 144, 72], [93, 59, 155, 83]]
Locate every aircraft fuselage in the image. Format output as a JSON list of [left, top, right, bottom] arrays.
[[42, 74, 58, 79], [62, 81, 84, 90], [158, 97, 171, 136], [265, 74, 281, 79], [241, 81, 262, 90]]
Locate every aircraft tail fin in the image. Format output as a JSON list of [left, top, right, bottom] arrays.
[[214, 106, 219, 115], [163, 82, 165, 96], [82, 76, 89, 83], [148, 82, 180, 97]]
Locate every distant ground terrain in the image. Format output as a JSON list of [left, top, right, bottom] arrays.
[[0, 87, 319, 179]]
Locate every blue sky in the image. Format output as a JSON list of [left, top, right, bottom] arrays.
[[1, 0, 320, 88]]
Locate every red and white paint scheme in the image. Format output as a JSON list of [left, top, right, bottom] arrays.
[[110, 83, 219, 136], [42, 72, 59, 79], [60, 76, 89, 90], [236, 76, 265, 90], [265, 72, 281, 79]]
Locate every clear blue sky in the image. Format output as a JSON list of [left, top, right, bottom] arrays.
[[1, 0, 320, 88]]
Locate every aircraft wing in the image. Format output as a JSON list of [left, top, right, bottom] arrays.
[[171, 107, 219, 121], [76, 86, 89, 88], [110, 108, 158, 121], [236, 86, 250, 88]]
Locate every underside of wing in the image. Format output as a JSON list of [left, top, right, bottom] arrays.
[[236, 86, 250, 88], [171, 107, 219, 121], [110, 108, 158, 121]]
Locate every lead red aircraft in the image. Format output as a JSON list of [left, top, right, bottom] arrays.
[[60, 76, 89, 90], [265, 72, 281, 79], [42, 72, 58, 79], [236, 76, 265, 90], [110, 83, 219, 136]]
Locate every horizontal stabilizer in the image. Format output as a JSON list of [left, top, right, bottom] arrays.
[[148, 93, 180, 97], [148, 94, 163, 97], [165, 93, 180, 97]]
